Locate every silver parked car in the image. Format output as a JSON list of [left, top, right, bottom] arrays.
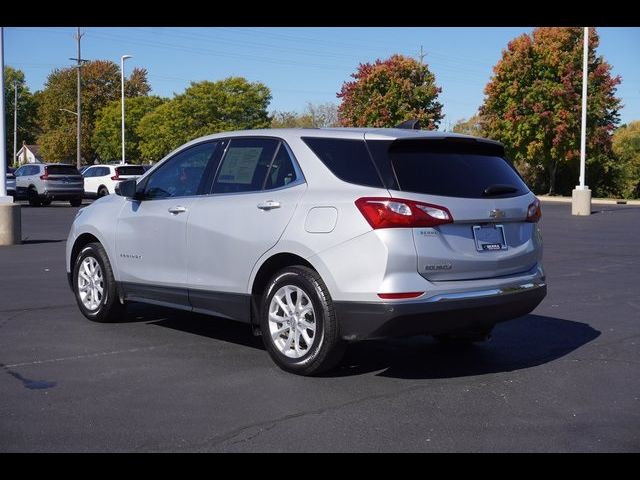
[[66, 128, 546, 375], [15, 163, 84, 206]]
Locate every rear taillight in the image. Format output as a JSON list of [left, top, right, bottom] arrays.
[[355, 197, 453, 229], [111, 171, 120, 181], [526, 198, 542, 222], [39, 167, 49, 180]]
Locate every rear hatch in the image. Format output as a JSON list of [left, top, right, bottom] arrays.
[[115, 165, 145, 180], [368, 137, 540, 281], [43, 165, 83, 189]]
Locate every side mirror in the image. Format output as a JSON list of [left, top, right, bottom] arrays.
[[115, 179, 138, 198]]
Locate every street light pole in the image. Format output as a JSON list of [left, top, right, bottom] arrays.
[[572, 27, 592, 216], [13, 81, 17, 168], [121, 55, 133, 165]]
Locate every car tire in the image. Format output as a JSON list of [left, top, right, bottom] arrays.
[[433, 326, 494, 345], [97, 187, 108, 198], [41, 198, 52, 206], [260, 266, 345, 376], [27, 188, 41, 207], [72, 242, 125, 323], [70, 197, 82, 207]]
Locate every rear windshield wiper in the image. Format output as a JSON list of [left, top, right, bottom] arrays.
[[483, 184, 519, 196]]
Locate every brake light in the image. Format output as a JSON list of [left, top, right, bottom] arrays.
[[355, 197, 453, 229], [111, 170, 120, 181], [39, 167, 49, 180], [378, 292, 425, 300], [526, 198, 542, 223]]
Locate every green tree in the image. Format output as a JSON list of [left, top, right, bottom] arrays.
[[480, 27, 622, 196], [271, 111, 314, 128], [337, 54, 443, 129], [92, 96, 166, 163], [137, 77, 271, 161], [37, 60, 151, 164], [4, 67, 40, 166], [612, 121, 640, 198], [452, 114, 484, 137], [271, 102, 338, 129]]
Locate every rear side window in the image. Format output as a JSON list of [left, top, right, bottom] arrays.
[[265, 144, 297, 190], [116, 166, 145, 176], [47, 165, 80, 175], [387, 140, 529, 198], [302, 137, 383, 188]]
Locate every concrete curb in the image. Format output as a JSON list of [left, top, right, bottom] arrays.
[[538, 195, 640, 206]]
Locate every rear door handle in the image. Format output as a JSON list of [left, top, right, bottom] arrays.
[[257, 200, 280, 211], [168, 205, 187, 214]]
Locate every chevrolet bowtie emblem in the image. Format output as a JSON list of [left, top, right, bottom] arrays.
[[490, 209, 506, 219]]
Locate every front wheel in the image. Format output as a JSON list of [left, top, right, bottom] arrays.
[[72, 242, 125, 323], [260, 266, 345, 376]]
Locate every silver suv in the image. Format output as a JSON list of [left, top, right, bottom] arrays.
[[15, 163, 84, 206], [66, 128, 546, 375]]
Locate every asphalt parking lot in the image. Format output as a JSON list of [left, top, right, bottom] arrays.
[[0, 200, 638, 452]]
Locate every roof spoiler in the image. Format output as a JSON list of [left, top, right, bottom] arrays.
[[394, 119, 421, 130]]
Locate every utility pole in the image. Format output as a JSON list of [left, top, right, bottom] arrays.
[[572, 27, 592, 216], [69, 27, 88, 170], [418, 45, 426, 65], [13, 81, 17, 167]]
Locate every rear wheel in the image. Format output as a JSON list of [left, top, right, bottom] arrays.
[[27, 188, 41, 207], [40, 198, 52, 206], [260, 266, 345, 376], [70, 197, 82, 207], [97, 187, 108, 198], [72, 242, 125, 323]]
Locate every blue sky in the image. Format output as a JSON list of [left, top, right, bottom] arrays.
[[4, 27, 640, 128]]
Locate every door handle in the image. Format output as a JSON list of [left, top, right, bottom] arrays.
[[257, 200, 281, 211], [168, 205, 187, 214]]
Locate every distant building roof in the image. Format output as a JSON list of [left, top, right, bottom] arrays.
[[16, 144, 45, 163], [25, 145, 44, 162]]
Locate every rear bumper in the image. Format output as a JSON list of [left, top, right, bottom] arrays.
[[42, 189, 84, 200], [335, 281, 546, 341]]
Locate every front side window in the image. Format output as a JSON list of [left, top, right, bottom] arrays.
[[144, 142, 219, 199], [212, 138, 279, 194]]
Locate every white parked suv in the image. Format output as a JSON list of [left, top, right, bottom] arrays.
[[82, 164, 146, 198], [66, 128, 546, 375], [15, 163, 84, 206]]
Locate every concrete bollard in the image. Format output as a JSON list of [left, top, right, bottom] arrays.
[[0, 201, 22, 245], [571, 187, 592, 216]]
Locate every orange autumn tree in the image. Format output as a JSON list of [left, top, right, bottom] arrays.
[[337, 54, 443, 130], [480, 27, 622, 196]]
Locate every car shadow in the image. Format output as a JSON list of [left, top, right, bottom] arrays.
[[122, 302, 264, 350], [120, 304, 599, 379], [329, 315, 600, 379]]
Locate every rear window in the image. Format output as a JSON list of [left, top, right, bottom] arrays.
[[387, 140, 529, 198], [116, 166, 145, 176], [302, 137, 383, 188], [47, 165, 80, 176]]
